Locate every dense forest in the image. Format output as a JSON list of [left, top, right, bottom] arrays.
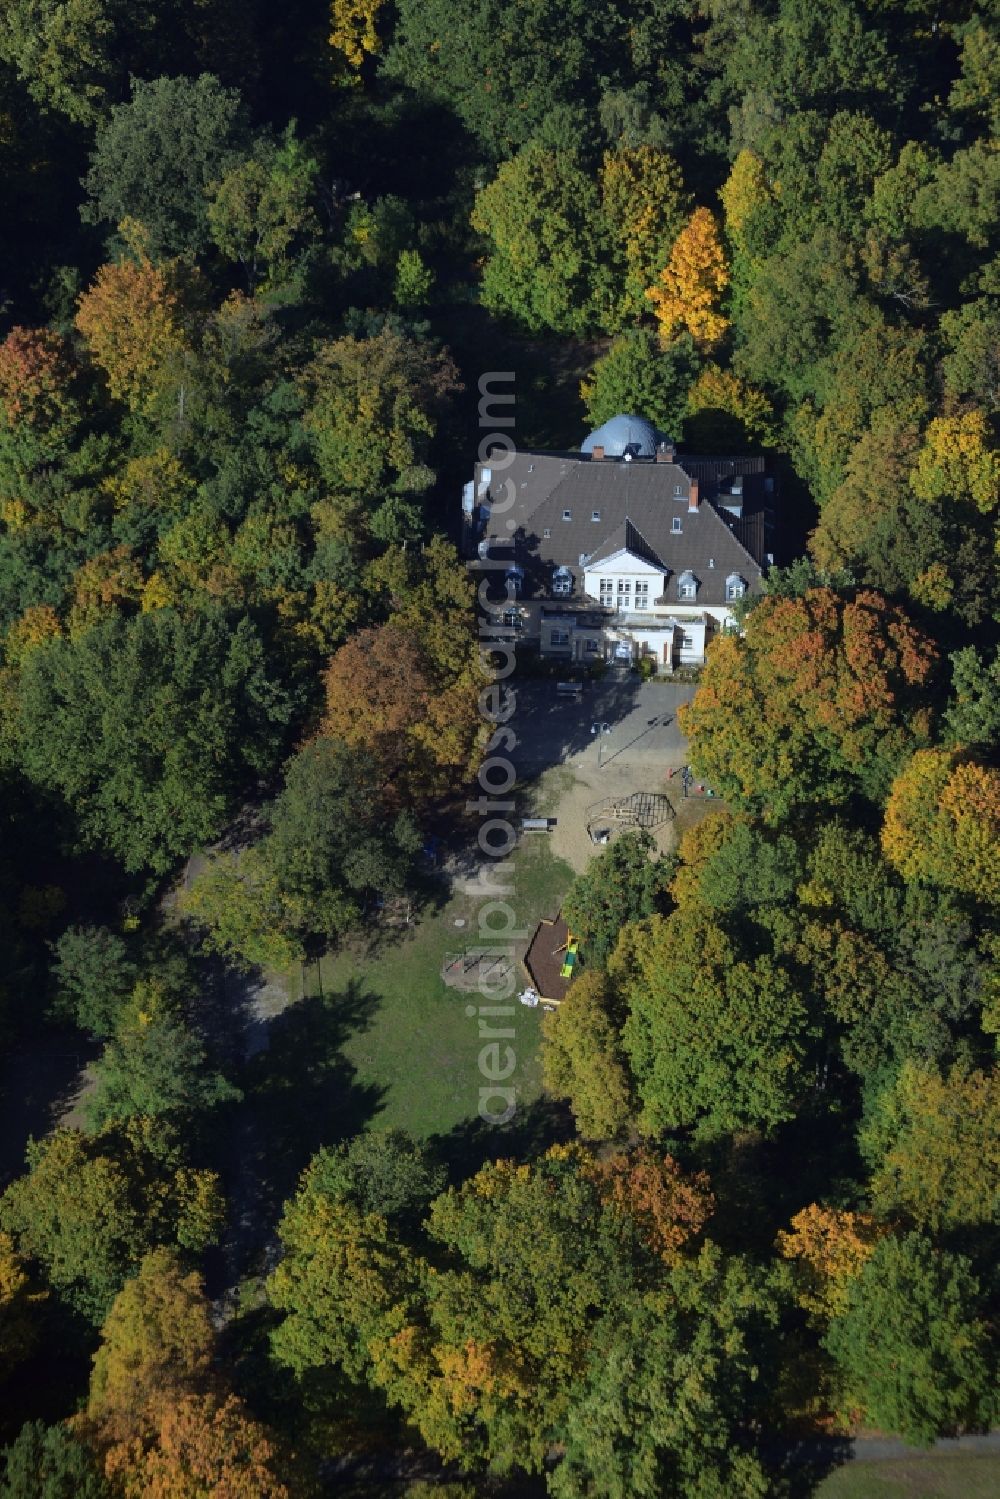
[[0, 1, 997, 1495]]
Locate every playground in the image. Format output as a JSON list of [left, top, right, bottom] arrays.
[[515, 676, 719, 874]]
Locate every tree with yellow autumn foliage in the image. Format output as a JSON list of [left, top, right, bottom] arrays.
[[329, 0, 384, 81], [777, 1205, 885, 1321], [881, 747, 1000, 905], [600, 145, 691, 320], [909, 408, 999, 514], [647, 207, 729, 349], [684, 362, 776, 449]]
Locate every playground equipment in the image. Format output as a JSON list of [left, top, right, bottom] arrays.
[[441, 950, 514, 992], [584, 789, 674, 841]]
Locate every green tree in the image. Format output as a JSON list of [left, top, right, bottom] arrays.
[[471, 145, 617, 334], [18, 609, 290, 875], [824, 1235, 995, 1445], [541, 971, 633, 1140], [939, 299, 1000, 411], [383, 0, 661, 160], [84, 982, 240, 1132], [264, 736, 421, 937], [579, 330, 698, 438], [297, 1131, 445, 1226], [300, 328, 459, 536], [945, 647, 1000, 747], [0, 1422, 109, 1499], [550, 1247, 775, 1499], [0, 0, 118, 125], [563, 831, 673, 969], [393, 249, 435, 309], [615, 906, 815, 1138], [600, 144, 691, 318], [207, 127, 319, 290], [177, 848, 305, 972], [82, 73, 250, 259], [49, 924, 137, 1037], [0, 1123, 223, 1323]]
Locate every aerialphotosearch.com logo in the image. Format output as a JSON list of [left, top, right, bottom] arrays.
[[463, 370, 526, 1127]]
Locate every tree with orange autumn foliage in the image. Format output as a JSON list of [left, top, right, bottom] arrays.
[[646, 207, 729, 349], [587, 1150, 714, 1264], [321, 619, 477, 802], [777, 1205, 886, 1321], [104, 1394, 294, 1499], [881, 747, 1000, 906], [75, 240, 194, 415], [67, 547, 144, 638], [3, 604, 62, 666], [680, 588, 939, 818], [0, 325, 79, 460]]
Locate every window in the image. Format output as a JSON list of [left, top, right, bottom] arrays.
[[543, 527, 551, 539], [680, 631, 695, 651], [562, 509, 572, 521], [552, 571, 572, 596], [672, 517, 683, 534], [599, 578, 613, 602], [634, 580, 650, 608], [550, 629, 570, 646], [617, 579, 631, 599], [726, 575, 746, 601], [584, 639, 599, 654], [678, 572, 697, 600], [591, 509, 601, 522]]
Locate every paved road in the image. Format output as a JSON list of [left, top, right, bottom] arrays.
[[512, 675, 697, 774]]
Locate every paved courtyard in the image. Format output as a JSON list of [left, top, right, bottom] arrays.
[[510, 674, 717, 873]]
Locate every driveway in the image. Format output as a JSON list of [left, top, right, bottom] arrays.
[[511, 675, 697, 776]]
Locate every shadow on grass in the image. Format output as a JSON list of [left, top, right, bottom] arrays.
[[429, 1094, 575, 1188], [761, 1435, 856, 1498], [208, 978, 385, 1290], [247, 976, 384, 1194]]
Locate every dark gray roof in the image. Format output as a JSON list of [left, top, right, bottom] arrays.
[[581, 413, 664, 458], [473, 449, 770, 609]]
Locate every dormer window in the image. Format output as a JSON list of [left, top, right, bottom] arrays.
[[673, 483, 684, 496], [672, 517, 683, 534], [726, 574, 746, 601], [562, 508, 572, 521], [552, 566, 573, 597], [543, 528, 551, 538], [677, 570, 697, 600], [591, 510, 601, 522]]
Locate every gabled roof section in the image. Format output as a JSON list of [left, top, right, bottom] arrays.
[[471, 444, 773, 607]]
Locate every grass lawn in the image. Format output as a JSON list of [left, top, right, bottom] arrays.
[[284, 834, 575, 1145], [814, 1454, 1000, 1498]]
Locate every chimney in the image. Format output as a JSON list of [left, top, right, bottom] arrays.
[[591, 445, 605, 461], [656, 441, 675, 463], [688, 479, 700, 512]]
